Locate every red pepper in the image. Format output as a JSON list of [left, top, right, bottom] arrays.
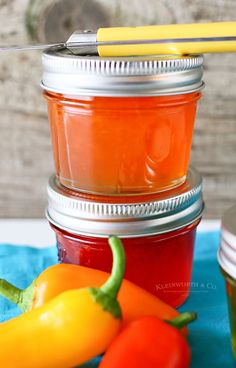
[[99, 312, 196, 368]]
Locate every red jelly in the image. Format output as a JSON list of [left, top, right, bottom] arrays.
[[47, 167, 204, 308]]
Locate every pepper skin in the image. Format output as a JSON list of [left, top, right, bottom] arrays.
[[0, 236, 125, 368], [99, 313, 196, 368], [0, 265, 181, 327]]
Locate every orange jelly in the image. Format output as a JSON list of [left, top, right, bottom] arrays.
[[45, 91, 201, 195], [42, 49, 204, 196]]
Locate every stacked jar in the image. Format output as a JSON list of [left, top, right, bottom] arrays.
[[41, 48, 205, 307]]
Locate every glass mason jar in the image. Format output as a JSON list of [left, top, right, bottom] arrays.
[[218, 205, 236, 359], [42, 48, 204, 195], [46, 166, 204, 308]]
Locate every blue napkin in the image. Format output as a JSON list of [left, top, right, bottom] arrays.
[[0, 231, 234, 367], [179, 231, 234, 368]]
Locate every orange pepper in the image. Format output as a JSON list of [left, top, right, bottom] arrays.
[[0, 264, 181, 329]]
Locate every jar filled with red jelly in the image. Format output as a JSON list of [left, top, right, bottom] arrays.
[[47, 166, 204, 308], [42, 48, 204, 196]]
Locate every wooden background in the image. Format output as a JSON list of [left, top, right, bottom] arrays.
[[0, 0, 236, 218]]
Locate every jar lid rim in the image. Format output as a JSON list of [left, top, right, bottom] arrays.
[[219, 205, 236, 279], [47, 166, 204, 237], [42, 48, 204, 96]]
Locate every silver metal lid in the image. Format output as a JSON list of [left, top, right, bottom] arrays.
[[46, 167, 204, 238], [41, 47, 204, 96], [218, 206, 236, 279]]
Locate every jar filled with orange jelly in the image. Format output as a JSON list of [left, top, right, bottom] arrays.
[[42, 48, 204, 195]]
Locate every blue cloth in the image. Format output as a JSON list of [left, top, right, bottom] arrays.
[[179, 231, 234, 368], [0, 231, 234, 367]]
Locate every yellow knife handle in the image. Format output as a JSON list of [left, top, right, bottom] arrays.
[[97, 22, 236, 56]]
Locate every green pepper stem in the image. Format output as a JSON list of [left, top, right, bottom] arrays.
[[0, 279, 22, 305], [100, 236, 126, 299], [0, 279, 34, 312], [167, 312, 197, 329]]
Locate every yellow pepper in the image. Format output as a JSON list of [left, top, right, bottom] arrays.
[[0, 236, 125, 368]]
